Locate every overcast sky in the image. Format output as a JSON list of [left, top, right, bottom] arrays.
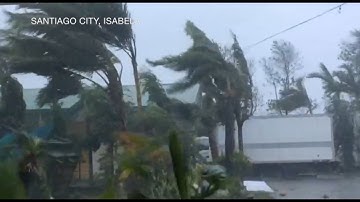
[[1, 3, 360, 114]]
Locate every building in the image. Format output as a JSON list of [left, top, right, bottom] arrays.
[[18, 84, 199, 181], [5, 83, 237, 181]]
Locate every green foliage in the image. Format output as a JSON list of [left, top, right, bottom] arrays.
[[169, 131, 189, 199], [169, 131, 227, 199], [307, 29, 360, 168], [1, 3, 133, 145], [192, 165, 227, 199], [307, 63, 342, 97], [99, 178, 118, 199], [140, 70, 200, 124], [97, 133, 171, 199], [215, 152, 252, 178], [148, 20, 254, 163], [0, 161, 27, 199], [208, 153, 251, 199], [268, 77, 312, 113], [262, 40, 311, 114], [96, 130, 227, 199], [17, 133, 51, 199], [140, 71, 170, 108], [221, 178, 248, 199], [18, 133, 46, 159], [147, 169, 179, 199], [1, 4, 133, 74], [127, 104, 177, 139], [51, 102, 67, 138], [36, 73, 82, 108], [79, 86, 118, 145], [147, 21, 239, 97], [325, 96, 354, 168], [0, 75, 26, 134]]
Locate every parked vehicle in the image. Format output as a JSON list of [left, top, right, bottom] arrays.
[[242, 114, 335, 164], [199, 114, 337, 176]]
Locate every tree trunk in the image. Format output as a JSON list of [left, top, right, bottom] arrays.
[[85, 118, 94, 183], [88, 149, 93, 182], [236, 118, 245, 153], [105, 66, 127, 178], [234, 99, 247, 153], [208, 126, 219, 160], [273, 82, 282, 115], [107, 143, 114, 177], [106, 66, 127, 131], [224, 99, 235, 170], [131, 56, 143, 112]]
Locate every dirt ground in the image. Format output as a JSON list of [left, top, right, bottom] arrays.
[[265, 172, 360, 199]]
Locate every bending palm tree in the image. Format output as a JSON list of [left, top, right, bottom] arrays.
[[1, 3, 139, 176], [147, 21, 251, 166]]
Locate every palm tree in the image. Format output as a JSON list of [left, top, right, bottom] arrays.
[[139, 71, 171, 109], [1, 3, 138, 176], [17, 133, 50, 198], [147, 21, 251, 168], [228, 33, 254, 153], [138, 70, 203, 159], [140, 70, 199, 126], [146, 21, 226, 160], [308, 63, 356, 168], [307, 63, 342, 98], [78, 86, 121, 179]]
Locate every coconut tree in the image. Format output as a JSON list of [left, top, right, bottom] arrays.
[[308, 63, 356, 168], [146, 21, 225, 160], [308, 63, 342, 98], [147, 21, 251, 169], [139, 70, 199, 127], [140, 71, 171, 109], [0, 3, 139, 176], [226, 33, 255, 153]]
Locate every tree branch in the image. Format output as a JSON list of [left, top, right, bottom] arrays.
[[131, 34, 137, 59], [118, 60, 124, 79], [95, 70, 109, 86], [101, 69, 109, 80], [65, 70, 106, 92]]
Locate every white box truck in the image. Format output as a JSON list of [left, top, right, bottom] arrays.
[[242, 114, 336, 164], [208, 114, 336, 164]]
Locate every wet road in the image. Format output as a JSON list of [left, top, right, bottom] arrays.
[[265, 173, 360, 199]]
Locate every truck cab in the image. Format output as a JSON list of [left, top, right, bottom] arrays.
[[195, 136, 213, 162]]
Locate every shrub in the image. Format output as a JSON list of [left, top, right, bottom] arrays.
[[215, 152, 252, 178]]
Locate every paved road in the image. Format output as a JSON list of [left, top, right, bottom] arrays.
[[265, 173, 360, 199]]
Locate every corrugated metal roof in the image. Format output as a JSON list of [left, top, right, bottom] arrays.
[[15, 84, 199, 110]]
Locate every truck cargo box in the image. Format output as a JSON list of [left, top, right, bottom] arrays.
[[242, 114, 335, 164]]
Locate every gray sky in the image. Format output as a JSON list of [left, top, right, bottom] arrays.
[[1, 3, 360, 114]]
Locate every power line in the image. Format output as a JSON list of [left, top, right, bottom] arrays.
[[244, 3, 346, 51]]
